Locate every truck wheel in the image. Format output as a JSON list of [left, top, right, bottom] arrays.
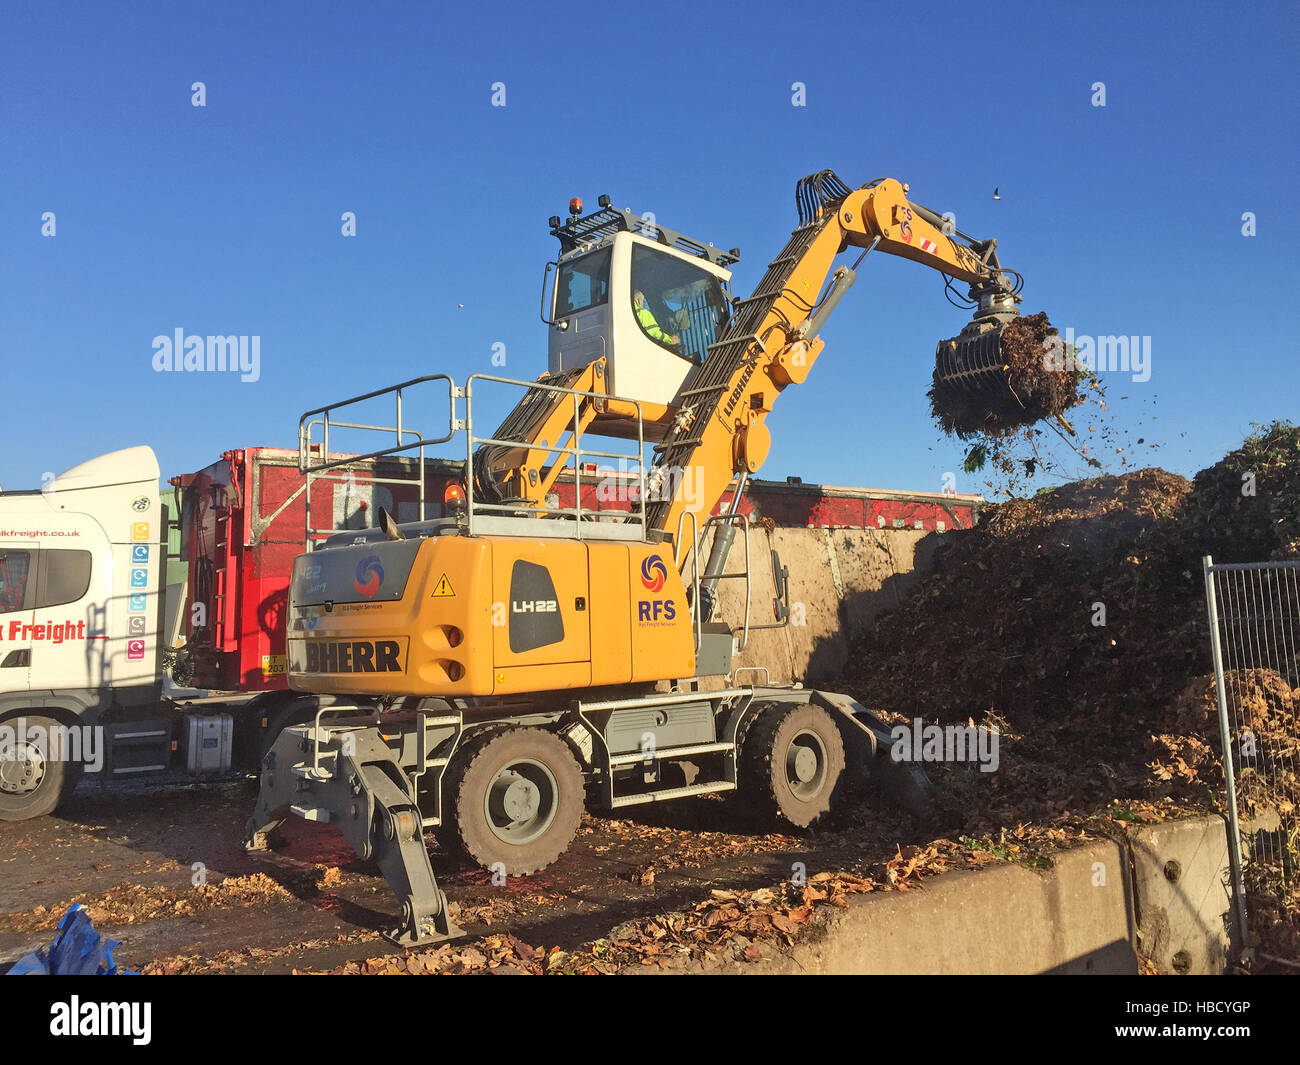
[[739, 703, 845, 828], [442, 728, 584, 875], [0, 714, 76, 821]]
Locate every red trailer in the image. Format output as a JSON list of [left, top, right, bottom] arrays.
[[170, 447, 463, 693]]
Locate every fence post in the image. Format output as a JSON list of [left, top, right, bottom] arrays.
[[1203, 554, 1250, 948]]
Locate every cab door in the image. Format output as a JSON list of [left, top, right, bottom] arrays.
[[0, 543, 37, 692], [29, 546, 100, 691]]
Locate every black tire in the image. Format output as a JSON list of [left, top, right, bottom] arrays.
[[0, 714, 76, 821], [442, 727, 584, 875], [738, 702, 846, 828]]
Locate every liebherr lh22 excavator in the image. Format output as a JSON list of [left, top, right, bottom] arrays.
[[246, 170, 1042, 945]]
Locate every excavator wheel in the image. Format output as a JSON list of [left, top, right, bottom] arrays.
[[441, 727, 584, 875], [738, 702, 845, 829]]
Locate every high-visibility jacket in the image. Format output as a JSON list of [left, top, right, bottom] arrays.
[[635, 303, 669, 341]]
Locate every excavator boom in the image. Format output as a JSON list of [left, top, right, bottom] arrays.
[[647, 171, 1022, 543]]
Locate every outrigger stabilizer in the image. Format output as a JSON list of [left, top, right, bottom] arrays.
[[245, 710, 464, 947]]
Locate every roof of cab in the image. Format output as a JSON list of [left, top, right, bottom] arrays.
[[54, 446, 160, 492]]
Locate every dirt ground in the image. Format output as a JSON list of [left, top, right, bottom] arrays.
[[0, 771, 937, 974]]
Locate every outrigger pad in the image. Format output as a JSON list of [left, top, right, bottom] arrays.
[[243, 724, 463, 947]]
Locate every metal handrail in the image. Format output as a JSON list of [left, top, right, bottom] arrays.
[[298, 374, 457, 471], [674, 508, 702, 651], [464, 372, 648, 539], [698, 511, 753, 652], [472, 501, 631, 519], [298, 375, 459, 548], [304, 467, 435, 542], [301, 419, 428, 474], [295, 370, 653, 545]]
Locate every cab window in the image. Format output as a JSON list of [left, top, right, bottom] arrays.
[[629, 245, 728, 364], [555, 248, 611, 317], [0, 551, 32, 614], [37, 550, 93, 609]]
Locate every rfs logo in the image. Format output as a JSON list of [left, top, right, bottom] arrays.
[[354, 556, 384, 598], [897, 204, 914, 244], [640, 556, 668, 593]]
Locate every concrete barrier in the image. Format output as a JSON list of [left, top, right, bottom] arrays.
[[662, 816, 1234, 975], [1126, 817, 1234, 974]]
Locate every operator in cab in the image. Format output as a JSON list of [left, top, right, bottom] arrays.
[[632, 289, 681, 348]]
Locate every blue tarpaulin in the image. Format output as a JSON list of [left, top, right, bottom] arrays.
[[8, 904, 130, 975]]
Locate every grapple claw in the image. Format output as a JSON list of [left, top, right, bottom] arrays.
[[929, 310, 1081, 437], [934, 324, 1011, 392]]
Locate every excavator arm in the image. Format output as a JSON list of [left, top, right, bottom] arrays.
[[646, 171, 1022, 546], [853, 176, 1009, 285]]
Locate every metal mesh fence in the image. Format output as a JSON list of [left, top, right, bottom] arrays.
[[1203, 557, 1300, 953]]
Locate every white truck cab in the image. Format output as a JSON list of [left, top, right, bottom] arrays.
[[0, 447, 163, 818]]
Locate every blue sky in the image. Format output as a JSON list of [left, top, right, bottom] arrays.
[[1, 0, 1296, 497]]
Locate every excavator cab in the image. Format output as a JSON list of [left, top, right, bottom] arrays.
[[543, 198, 738, 409]]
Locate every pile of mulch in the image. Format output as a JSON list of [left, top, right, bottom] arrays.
[[835, 422, 1299, 960], [322, 934, 548, 976], [1178, 419, 1300, 562], [837, 465, 1197, 734], [835, 422, 1300, 955], [837, 429, 1298, 819], [929, 312, 1085, 438], [1152, 669, 1298, 816], [5, 871, 303, 936], [839, 423, 1298, 737]]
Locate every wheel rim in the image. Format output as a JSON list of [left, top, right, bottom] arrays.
[[483, 757, 559, 845], [0, 740, 46, 796], [784, 729, 828, 801]]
